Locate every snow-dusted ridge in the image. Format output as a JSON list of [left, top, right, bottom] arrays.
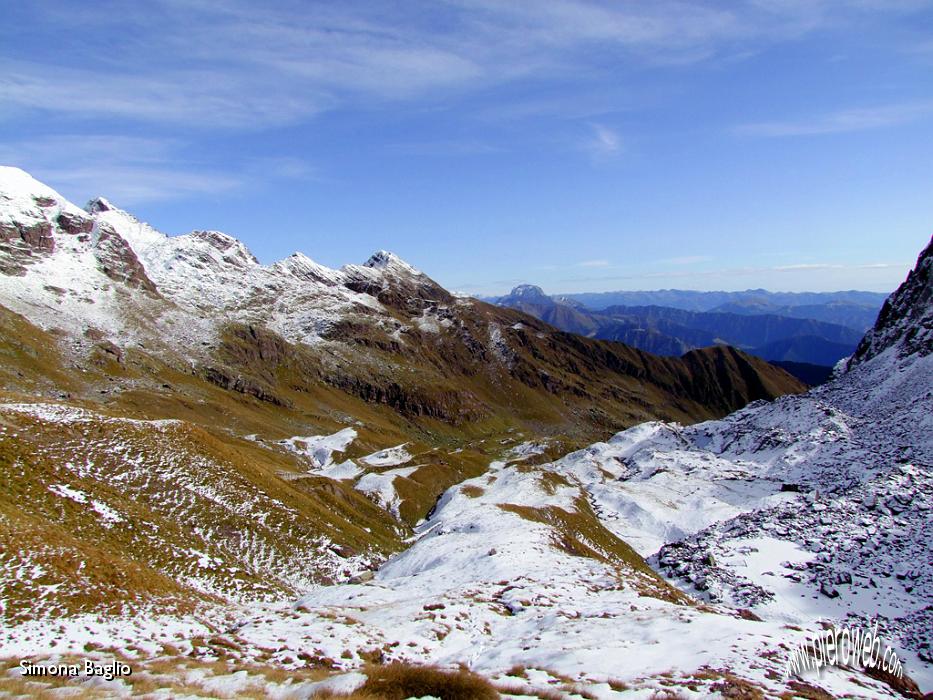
[[0, 165, 432, 347]]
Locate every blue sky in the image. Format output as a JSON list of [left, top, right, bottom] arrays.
[[1, 1, 931, 294]]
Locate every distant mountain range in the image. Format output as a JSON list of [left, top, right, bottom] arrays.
[[546, 288, 888, 331], [490, 284, 884, 383]]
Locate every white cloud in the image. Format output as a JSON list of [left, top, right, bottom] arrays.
[[39, 166, 242, 206], [576, 259, 611, 267], [735, 101, 933, 137], [0, 63, 329, 130]]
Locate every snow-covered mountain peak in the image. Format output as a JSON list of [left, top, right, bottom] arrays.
[[0, 165, 87, 225], [0, 165, 58, 199], [362, 250, 421, 276], [89, 200, 168, 255], [1, 169, 438, 345], [0, 167, 162, 335], [364, 249, 399, 267], [338, 250, 451, 312], [187, 229, 259, 268], [272, 252, 344, 285]]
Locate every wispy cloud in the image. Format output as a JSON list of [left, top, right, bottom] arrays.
[[576, 259, 611, 268], [584, 123, 622, 159], [0, 135, 313, 205], [0, 63, 328, 130], [4, 0, 925, 131], [735, 101, 933, 137], [40, 166, 242, 206], [773, 262, 904, 271], [555, 261, 907, 284], [659, 254, 713, 265]]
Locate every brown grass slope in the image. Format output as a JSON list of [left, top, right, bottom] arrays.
[[198, 301, 804, 523], [209, 300, 805, 441]]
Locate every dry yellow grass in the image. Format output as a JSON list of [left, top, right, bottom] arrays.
[[357, 662, 499, 700]]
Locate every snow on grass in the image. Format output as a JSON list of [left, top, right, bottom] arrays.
[[614, 348, 933, 689], [292, 672, 367, 697], [234, 342, 926, 696], [0, 401, 380, 606], [2, 348, 925, 697], [356, 466, 420, 517], [314, 460, 364, 481], [506, 440, 547, 461], [278, 427, 357, 469], [47, 483, 125, 527], [0, 609, 214, 658], [48, 483, 89, 504], [222, 458, 893, 698], [361, 444, 413, 467]]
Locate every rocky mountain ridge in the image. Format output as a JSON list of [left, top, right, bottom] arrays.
[[852, 237, 932, 365], [0, 165, 804, 435]]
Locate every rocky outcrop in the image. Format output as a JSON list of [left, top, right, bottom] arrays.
[[94, 224, 160, 295], [189, 230, 260, 269], [0, 219, 55, 275], [203, 365, 291, 407], [342, 251, 453, 314], [326, 374, 483, 423], [851, 236, 932, 365], [57, 211, 94, 236]]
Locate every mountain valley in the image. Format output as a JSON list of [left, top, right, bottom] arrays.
[[0, 166, 930, 699]]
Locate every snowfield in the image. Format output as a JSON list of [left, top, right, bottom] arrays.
[[361, 443, 413, 467]]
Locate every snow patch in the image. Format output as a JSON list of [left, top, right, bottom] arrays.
[[361, 444, 413, 467], [278, 428, 357, 469]]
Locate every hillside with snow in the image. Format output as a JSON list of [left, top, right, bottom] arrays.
[[0, 164, 929, 698], [218, 239, 932, 697]]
